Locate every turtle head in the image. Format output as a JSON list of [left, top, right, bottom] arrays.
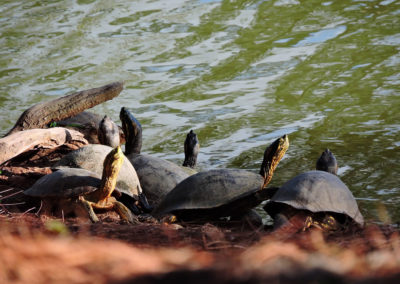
[[259, 134, 289, 189], [98, 115, 120, 148], [316, 148, 338, 175], [119, 107, 142, 155], [100, 146, 125, 198], [182, 130, 200, 168]]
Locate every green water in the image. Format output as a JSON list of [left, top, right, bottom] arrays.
[[0, 0, 399, 223]]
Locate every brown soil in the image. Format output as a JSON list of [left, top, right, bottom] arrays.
[[1, 147, 400, 284], [1, 214, 399, 284]]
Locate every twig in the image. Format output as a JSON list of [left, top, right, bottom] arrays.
[[35, 200, 43, 216], [21, 207, 37, 216], [0, 202, 25, 206], [0, 204, 10, 215], [0, 190, 23, 201], [205, 244, 248, 250], [0, 188, 16, 194]]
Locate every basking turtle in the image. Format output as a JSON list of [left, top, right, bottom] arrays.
[[152, 135, 289, 221], [54, 111, 125, 144], [120, 107, 200, 207], [98, 115, 120, 148], [54, 117, 150, 214], [264, 149, 364, 231], [24, 147, 135, 223]]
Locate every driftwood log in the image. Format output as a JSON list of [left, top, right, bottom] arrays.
[[5, 81, 124, 136], [0, 166, 52, 176], [0, 128, 88, 165]]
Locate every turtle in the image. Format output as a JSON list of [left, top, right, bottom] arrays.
[[54, 116, 151, 214], [152, 134, 289, 221], [98, 115, 120, 148], [24, 146, 135, 223], [263, 149, 364, 231], [120, 107, 200, 207], [54, 111, 125, 144]]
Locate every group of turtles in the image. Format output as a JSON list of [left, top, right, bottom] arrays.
[[24, 107, 364, 232]]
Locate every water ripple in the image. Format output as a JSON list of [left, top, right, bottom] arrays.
[[294, 25, 347, 47]]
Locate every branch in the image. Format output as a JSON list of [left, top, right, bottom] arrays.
[[5, 81, 124, 136], [0, 127, 88, 165]]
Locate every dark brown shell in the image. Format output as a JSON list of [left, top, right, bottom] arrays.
[[127, 153, 191, 207], [154, 169, 263, 217], [24, 168, 100, 198], [54, 144, 142, 198]]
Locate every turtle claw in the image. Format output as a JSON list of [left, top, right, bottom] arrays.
[[321, 215, 339, 231], [138, 192, 153, 213], [160, 214, 178, 224], [78, 197, 99, 223], [113, 201, 138, 224], [116, 192, 152, 214], [303, 216, 314, 232], [302, 215, 338, 232]]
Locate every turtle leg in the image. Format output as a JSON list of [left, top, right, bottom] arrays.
[[78, 196, 99, 223], [117, 192, 141, 215], [118, 192, 153, 214], [161, 214, 178, 224], [303, 215, 338, 231], [112, 200, 137, 223], [321, 215, 339, 231], [303, 216, 314, 231], [90, 196, 137, 223], [273, 212, 310, 232]]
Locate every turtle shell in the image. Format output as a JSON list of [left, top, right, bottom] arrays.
[[24, 168, 100, 198], [127, 153, 191, 207], [154, 169, 264, 219], [54, 144, 142, 198], [57, 111, 103, 127], [265, 170, 364, 226]]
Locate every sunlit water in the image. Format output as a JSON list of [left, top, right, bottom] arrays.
[[1, 0, 399, 223]]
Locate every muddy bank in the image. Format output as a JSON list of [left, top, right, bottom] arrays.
[[0, 213, 399, 284]]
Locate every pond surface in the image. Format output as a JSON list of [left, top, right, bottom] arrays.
[[0, 0, 399, 223]]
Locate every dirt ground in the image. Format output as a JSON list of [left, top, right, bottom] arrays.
[[1, 147, 400, 284], [1, 213, 399, 284]]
